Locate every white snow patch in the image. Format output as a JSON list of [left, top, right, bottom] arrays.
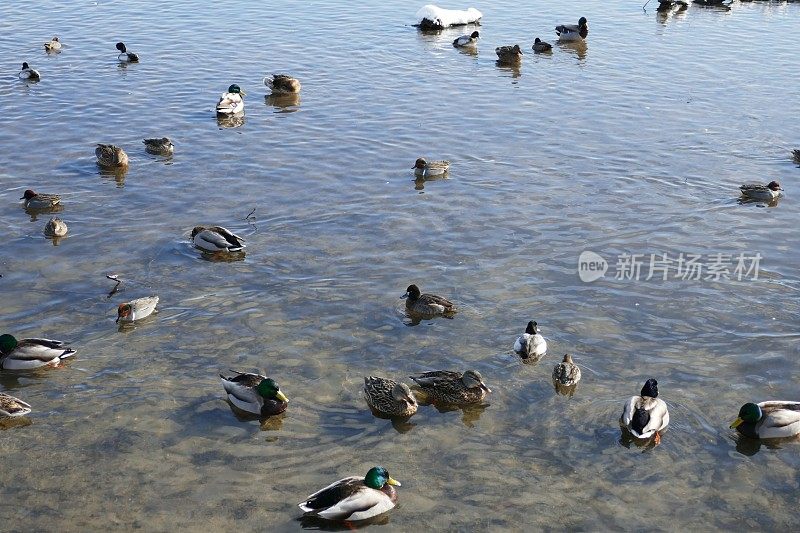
[[415, 5, 483, 28]]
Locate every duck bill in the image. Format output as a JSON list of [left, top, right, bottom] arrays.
[[115, 315, 121, 324], [401, 292, 409, 299], [730, 417, 744, 429], [276, 391, 289, 402], [387, 477, 401, 487], [481, 384, 492, 394]]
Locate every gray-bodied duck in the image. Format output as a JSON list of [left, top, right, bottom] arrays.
[[44, 36, 62, 52], [514, 320, 547, 359], [220, 370, 288, 416], [403, 284, 456, 316], [730, 401, 800, 439], [620, 378, 669, 444], [453, 31, 480, 48], [299, 466, 401, 522], [216, 84, 245, 114], [556, 17, 588, 42], [0, 393, 32, 418], [96, 144, 129, 168], [143, 137, 174, 156], [116, 296, 159, 323], [364, 376, 418, 417], [409, 370, 491, 405], [21, 189, 60, 210], [413, 158, 450, 178], [19, 62, 40, 81], [0, 334, 76, 370], [264, 74, 301, 95], [191, 226, 245, 252], [740, 181, 783, 201]]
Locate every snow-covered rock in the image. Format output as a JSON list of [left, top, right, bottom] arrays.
[[415, 5, 483, 30]]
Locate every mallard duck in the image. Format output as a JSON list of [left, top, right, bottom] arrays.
[[143, 137, 174, 156], [216, 84, 245, 114], [513, 320, 547, 359], [115, 42, 139, 63], [532, 38, 552, 53], [409, 370, 491, 405], [0, 393, 32, 418], [364, 376, 418, 417], [44, 217, 68, 237], [299, 466, 401, 521], [191, 226, 245, 252], [552, 354, 581, 386], [20, 189, 60, 210], [403, 284, 456, 316], [116, 296, 159, 323], [0, 334, 76, 370], [556, 17, 588, 42], [730, 401, 800, 439], [495, 45, 523, 62], [264, 74, 301, 95], [453, 31, 480, 48], [620, 378, 669, 444], [96, 144, 129, 168], [412, 158, 450, 178], [740, 181, 783, 201], [44, 36, 62, 52], [219, 370, 288, 416], [19, 62, 40, 81]]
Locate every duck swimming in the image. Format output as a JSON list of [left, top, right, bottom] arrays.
[[556, 17, 588, 42], [264, 74, 301, 95], [453, 31, 480, 48], [44, 217, 68, 237], [552, 354, 581, 386], [116, 296, 159, 323], [21, 189, 60, 210], [403, 284, 456, 316], [620, 378, 669, 444], [44, 36, 62, 52], [730, 401, 800, 439], [220, 370, 288, 417], [739, 181, 783, 201], [191, 226, 245, 253], [532, 38, 552, 52], [115, 42, 139, 62], [513, 320, 547, 359], [216, 84, 245, 114], [412, 158, 450, 178], [96, 144, 129, 168], [495, 45, 523, 62], [409, 369, 491, 405], [299, 466, 401, 522], [0, 393, 32, 418], [0, 334, 76, 370], [19, 62, 41, 81], [364, 376, 418, 417]]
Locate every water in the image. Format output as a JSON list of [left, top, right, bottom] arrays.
[[1, 0, 799, 530]]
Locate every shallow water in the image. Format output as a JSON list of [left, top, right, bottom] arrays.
[[1, 0, 799, 530]]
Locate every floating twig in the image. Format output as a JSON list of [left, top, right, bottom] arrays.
[[245, 208, 256, 220], [106, 273, 122, 298]]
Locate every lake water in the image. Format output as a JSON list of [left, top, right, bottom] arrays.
[[1, 0, 799, 530]]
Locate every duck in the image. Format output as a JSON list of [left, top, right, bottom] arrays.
[[115, 42, 139, 63], [299, 466, 401, 522], [532, 37, 552, 53], [0, 393, 32, 418], [793, 149, 800, 164], [730, 401, 800, 439], [143, 137, 174, 156], [191, 226, 245, 252], [556, 17, 588, 42], [364, 376, 418, 417], [495, 45, 523, 62], [453, 31, 480, 48], [116, 296, 159, 323], [219, 370, 288, 416], [513, 320, 547, 359], [44, 217, 68, 237], [409, 370, 491, 405], [0, 334, 76, 370], [96, 144, 129, 168], [552, 354, 581, 386], [20, 189, 60, 210], [739, 181, 783, 201], [44, 36, 62, 52], [216, 84, 245, 114], [264, 74, 301, 95], [18, 62, 41, 81], [620, 378, 669, 444], [412, 158, 450, 178], [403, 284, 456, 316]]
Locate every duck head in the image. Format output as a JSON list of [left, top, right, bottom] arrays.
[[767, 181, 783, 191], [403, 284, 421, 300], [463, 370, 492, 393], [525, 320, 538, 335], [20, 189, 37, 200], [578, 17, 588, 27], [392, 383, 417, 407], [640, 378, 659, 398], [730, 402, 762, 429], [115, 42, 127, 52], [0, 334, 18, 355], [470, 31, 480, 39], [116, 303, 132, 323], [364, 467, 401, 489], [227, 84, 245, 95], [21, 62, 30, 70], [256, 377, 289, 402], [412, 158, 427, 169]]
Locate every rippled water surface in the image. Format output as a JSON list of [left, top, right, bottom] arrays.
[[1, 0, 800, 530]]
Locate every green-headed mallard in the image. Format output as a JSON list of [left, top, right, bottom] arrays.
[[620, 378, 669, 444], [0, 334, 76, 370], [552, 354, 581, 386], [21, 189, 60, 210], [115, 42, 139, 63], [44, 36, 62, 52], [220, 370, 288, 416], [19, 62, 40, 81], [216, 84, 245, 114], [44, 217, 68, 237], [264, 74, 301, 95], [143, 137, 174, 156], [0, 392, 32, 418], [409, 369, 491, 405], [740, 181, 783, 201], [730, 401, 800, 439], [191, 226, 245, 252], [116, 296, 159, 323], [453, 31, 480, 48], [299, 466, 401, 521], [96, 144, 129, 168], [412, 158, 450, 178], [403, 284, 456, 317], [556, 17, 588, 42], [514, 320, 547, 359], [364, 376, 418, 417], [495, 45, 523, 62]]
